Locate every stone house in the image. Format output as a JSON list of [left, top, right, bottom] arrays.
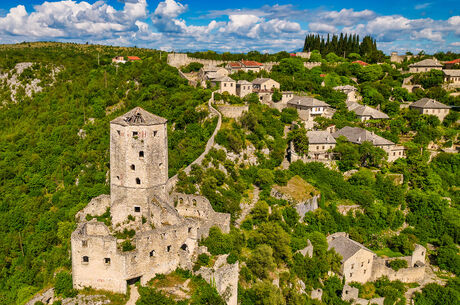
[[443, 69, 460, 84], [334, 85, 358, 102], [332, 126, 405, 162], [306, 130, 336, 160], [71, 107, 231, 295], [236, 80, 253, 98], [252, 78, 280, 92], [226, 60, 264, 73], [390, 52, 414, 64], [409, 98, 450, 121], [198, 66, 229, 83], [346, 101, 389, 121], [327, 233, 375, 283], [287, 96, 333, 128], [408, 58, 443, 73], [112, 56, 126, 64], [444, 58, 460, 69], [211, 76, 237, 95], [127, 56, 141, 62]]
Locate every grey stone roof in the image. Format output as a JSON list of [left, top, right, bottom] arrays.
[[213, 76, 235, 82], [252, 78, 274, 85], [111, 107, 167, 126], [333, 85, 357, 91], [410, 98, 450, 109], [347, 102, 389, 119], [328, 235, 374, 263], [409, 58, 442, 67], [443, 69, 460, 77], [287, 96, 330, 108], [332, 126, 394, 146], [307, 131, 337, 144], [237, 80, 252, 85]]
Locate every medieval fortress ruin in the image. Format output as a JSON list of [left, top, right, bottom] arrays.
[[71, 107, 235, 300]]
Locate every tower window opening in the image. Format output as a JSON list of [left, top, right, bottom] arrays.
[[117, 130, 120, 135], [150, 250, 156, 257], [132, 131, 138, 137], [104, 258, 111, 265], [116, 175, 120, 180], [153, 131, 157, 137], [134, 206, 141, 213], [82, 256, 89, 263], [131, 164, 135, 170], [167, 245, 171, 252], [82, 240, 88, 247], [181, 244, 188, 251], [188, 227, 192, 233], [136, 178, 141, 185], [139, 151, 144, 158]]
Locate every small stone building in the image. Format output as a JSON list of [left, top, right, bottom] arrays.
[[443, 69, 460, 85], [236, 80, 253, 98], [211, 76, 237, 96], [334, 85, 358, 102], [306, 130, 336, 160], [346, 101, 389, 121], [408, 58, 443, 73], [71, 107, 230, 294], [252, 78, 280, 92], [328, 233, 375, 283], [409, 98, 450, 121], [332, 126, 405, 162], [287, 96, 333, 128]]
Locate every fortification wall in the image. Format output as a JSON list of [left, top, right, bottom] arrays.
[[217, 105, 248, 118], [167, 53, 226, 68], [304, 62, 322, 69], [196, 255, 239, 305], [76, 194, 110, 222], [371, 257, 425, 283]]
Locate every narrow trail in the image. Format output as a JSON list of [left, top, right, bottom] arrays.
[[235, 186, 259, 227], [126, 285, 140, 305]]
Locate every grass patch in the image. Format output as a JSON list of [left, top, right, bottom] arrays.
[[273, 175, 319, 202], [79, 287, 129, 305]]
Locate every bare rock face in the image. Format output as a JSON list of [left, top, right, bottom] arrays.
[[25, 288, 55, 305]]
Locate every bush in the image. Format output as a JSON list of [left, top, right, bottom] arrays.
[[389, 259, 408, 271], [121, 240, 135, 252], [54, 271, 77, 298]]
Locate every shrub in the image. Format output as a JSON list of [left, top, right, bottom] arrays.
[[389, 259, 408, 271], [54, 271, 77, 298]]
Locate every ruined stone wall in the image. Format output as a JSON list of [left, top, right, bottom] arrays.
[[167, 53, 226, 69], [371, 257, 425, 283], [76, 194, 110, 222], [304, 62, 322, 69], [172, 193, 231, 237], [294, 196, 319, 219], [196, 255, 239, 305], [217, 105, 249, 118]]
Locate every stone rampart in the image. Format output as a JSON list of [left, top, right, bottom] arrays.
[[217, 105, 248, 118], [371, 257, 425, 283]]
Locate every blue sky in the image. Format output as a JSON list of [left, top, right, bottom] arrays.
[[0, 0, 458, 54]]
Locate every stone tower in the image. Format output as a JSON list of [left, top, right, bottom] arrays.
[[110, 107, 168, 225]]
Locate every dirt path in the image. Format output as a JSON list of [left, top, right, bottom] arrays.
[[126, 285, 140, 305], [235, 186, 259, 227]]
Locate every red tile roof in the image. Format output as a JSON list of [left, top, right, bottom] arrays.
[[445, 58, 460, 64], [320, 74, 326, 77], [127, 56, 141, 61], [241, 60, 263, 67], [228, 62, 242, 68], [352, 60, 369, 66], [290, 53, 296, 56]]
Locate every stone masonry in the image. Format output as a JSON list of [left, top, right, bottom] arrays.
[[71, 107, 231, 295]]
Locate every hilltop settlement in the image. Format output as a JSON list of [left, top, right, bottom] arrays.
[[0, 40, 458, 305]]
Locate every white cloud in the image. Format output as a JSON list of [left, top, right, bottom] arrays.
[[451, 42, 460, 46], [309, 23, 337, 33], [320, 8, 376, 26], [415, 3, 431, 10]]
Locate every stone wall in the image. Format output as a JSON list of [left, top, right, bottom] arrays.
[[304, 62, 322, 69], [167, 53, 226, 69], [371, 256, 425, 283], [217, 105, 249, 118], [76, 194, 110, 222], [196, 255, 239, 305]]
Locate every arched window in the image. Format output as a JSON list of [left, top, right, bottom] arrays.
[[136, 178, 141, 185], [139, 151, 144, 158], [181, 244, 188, 251], [131, 164, 135, 170]]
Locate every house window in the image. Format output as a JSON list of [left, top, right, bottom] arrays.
[[104, 258, 111, 265], [136, 178, 141, 185], [82, 240, 88, 247], [167, 245, 171, 252], [82, 256, 89, 263], [133, 131, 138, 137], [134, 206, 141, 213], [131, 164, 135, 170], [139, 151, 144, 158], [150, 250, 156, 257]]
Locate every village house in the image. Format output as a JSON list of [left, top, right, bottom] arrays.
[[444, 58, 460, 69], [352, 60, 369, 66], [332, 126, 405, 162], [127, 56, 141, 62], [346, 101, 389, 121], [443, 69, 460, 85], [287, 96, 333, 128], [252, 78, 280, 92], [334, 85, 358, 102], [327, 233, 375, 283], [198, 66, 229, 83], [112, 56, 126, 64], [409, 98, 451, 121], [408, 58, 442, 73], [211, 76, 237, 95], [226, 60, 264, 73], [71, 107, 231, 295], [306, 131, 336, 160], [236, 80, 253, 98]]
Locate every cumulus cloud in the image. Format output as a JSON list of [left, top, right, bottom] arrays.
[[309, 23, 337, 33], [319, 8, 376, 26]]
